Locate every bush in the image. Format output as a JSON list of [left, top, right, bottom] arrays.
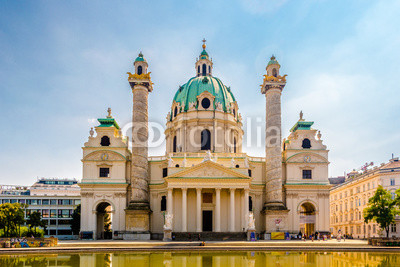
[[20, 226, 45, 238]]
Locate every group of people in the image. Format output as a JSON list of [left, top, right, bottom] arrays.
[[297, 231, 328, 241]]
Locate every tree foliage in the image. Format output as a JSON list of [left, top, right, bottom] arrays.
[[0, 203, 26, 237], [27, 211, 46, 237], [364, 186, 400, 238], [70, 204, 81, 235]]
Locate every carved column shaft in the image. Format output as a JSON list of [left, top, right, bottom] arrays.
[[265, 88, 284, 205], [130, 84, 150, 207]]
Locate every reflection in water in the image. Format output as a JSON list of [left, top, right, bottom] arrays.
[[1, 251, 400, 266]]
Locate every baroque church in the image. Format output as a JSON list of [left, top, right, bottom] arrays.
[[79, 41, 331, 240]]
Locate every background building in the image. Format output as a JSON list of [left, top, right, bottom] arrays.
[[330, 157, 400, 238], [0, 178, 80, 240]]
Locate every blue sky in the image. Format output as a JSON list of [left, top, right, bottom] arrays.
[[1, 0, 399, 185]]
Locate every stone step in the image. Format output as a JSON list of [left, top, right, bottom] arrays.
[[172, 232, 247, 241]]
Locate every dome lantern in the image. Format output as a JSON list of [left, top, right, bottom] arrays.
[[195, 39, 213, 77]]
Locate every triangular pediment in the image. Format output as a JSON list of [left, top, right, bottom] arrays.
[[167, 160, 249, 180]]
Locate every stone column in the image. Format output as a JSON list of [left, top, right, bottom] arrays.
[[261, 57, 289, 234], [196, 188, 202, 232], [182, 188, 187, 232], [230, 188, 236, 232], [167, 188, 173, 214], [125, 59, 153, 239], [215, 188, 221, 232], [244, 189, 249, 230]]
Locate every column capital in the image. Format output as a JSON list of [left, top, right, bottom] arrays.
[[196, 188, 202, 193], [215, 187, 221, 192], [230, 188, 236, 192], [182, 188, 187, 193]]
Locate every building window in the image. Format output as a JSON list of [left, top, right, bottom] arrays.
[[201, 98, 211, 109], [99, 168, 110, 178], [233, 138, 237, 153], [201, 129, 211, 150], [162, 168, 168, 178], [249, 196, 253, 211], [391, 178, 395, 186], [137, 65, 143, 75], [173, 136, 177, 153], [392, 192, 396, 200], [161, 196, 167, 211], [203, 193, 213, 203], [50, 209, 57, 218], [100, 136, 110, 146], [302, 170, 312, 179], [42, 209, 49, 218], [248, 169, 252, 177], [302, 138, 311, 149], [50, 199, 57, 205], [197, 66, 200, 75], [373, 225, 376, 233], [391, 224, 397, 233], [272, 68, 277, 77], [202, 64, 207, 76], [42, 199, 49, 205], [174, 106, 178, 117], [235, 164, 239, 168]]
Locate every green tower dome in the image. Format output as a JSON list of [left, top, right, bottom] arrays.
[[135, 52, 146, 62], [172, 75, 236, 114]]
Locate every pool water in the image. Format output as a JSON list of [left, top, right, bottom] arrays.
[[0, 251, 399, 266]]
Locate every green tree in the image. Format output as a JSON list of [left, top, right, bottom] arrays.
[[27, 211, 46, 237], [0, 203, 26, 237], [364, 186, 400, 238], [70, 204, 81, 235]]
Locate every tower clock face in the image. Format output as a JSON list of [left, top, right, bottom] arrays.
[[304, 156, 311, 163]]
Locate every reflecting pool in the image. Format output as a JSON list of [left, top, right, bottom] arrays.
[[1, 251, 400, 266]]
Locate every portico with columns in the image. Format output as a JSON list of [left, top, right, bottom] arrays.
[[161, 160, 251, 233]]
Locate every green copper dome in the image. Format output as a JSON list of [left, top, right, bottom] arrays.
[[200, 49, 209, 59], [267, 55, 279, 66], [135, 52, 146, 62], [172, 76, 236, 115]]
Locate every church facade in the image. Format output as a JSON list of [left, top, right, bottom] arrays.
[[79, 42, 331, 240]]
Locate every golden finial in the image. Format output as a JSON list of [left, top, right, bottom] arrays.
[[202, 38, 206, 50]]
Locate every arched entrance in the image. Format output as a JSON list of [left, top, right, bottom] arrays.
[[96, 202, 113, 239], [299, 202, 316, 237]]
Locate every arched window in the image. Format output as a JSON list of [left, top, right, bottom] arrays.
[[235, 164, 239, 168], [161, 196, 166, 211], [174, 106, 178, 117], [249, 196, 253, 211], [302, 138, 311, 149], [137, 66, 143, 75], [272, 68, 277, 77], [233, 138, 237, 153], [100, 136, 110, 146], [202, 64, 207, 76], [201, 129, 211, 150], [208, 66, 211, 74], [173, 136, 177, 153], [175, 164, 180, 168], [197, 65, 200, 75]]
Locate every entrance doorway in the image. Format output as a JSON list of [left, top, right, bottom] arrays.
[[202, 210, 213, 231], [299, 202, 316, 237], [96, 202, 112, 239]]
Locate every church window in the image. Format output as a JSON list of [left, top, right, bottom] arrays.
[[302, 138, 311, 149], [203, 193, 213, 203], [208, 66, 211, 74], [272, 68, 277, 77], [391, 224, 397, 233], [201, 98, 211, 109], [302, 169, 312, 179], [175, 164, 179, 168], [173, 136, 177, 153], [202, 64, 207, 76], [100, 136, 110, 146], [198, 66, 200, 75], [201, 129, 211, 150], [137, 65, 143, 75], [235, 164, 239, 168], [174, 106, 178, 117], [249, 196, 253, 211], [391, 178, 395, 186], [162, 168, 168, 178], [161, 196, 167, 211], [248, 169, 252, 177], [233, 138, 237, 153], [99, 168, 110, 178]]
